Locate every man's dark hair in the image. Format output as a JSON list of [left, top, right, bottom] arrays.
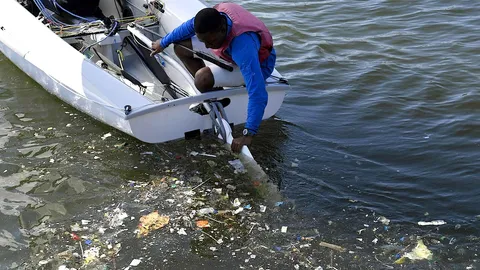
[[194, 8, 222, 34]]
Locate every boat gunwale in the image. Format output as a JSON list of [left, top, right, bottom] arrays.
[[123, 82, 289, 119]]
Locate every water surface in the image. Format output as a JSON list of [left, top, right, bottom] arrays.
[[1, 0, 479, 269]]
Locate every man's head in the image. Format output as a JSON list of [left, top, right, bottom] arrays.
[[194, 8, 227, 49]]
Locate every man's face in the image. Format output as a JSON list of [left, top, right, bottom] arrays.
[[197, 26, 226, 49]]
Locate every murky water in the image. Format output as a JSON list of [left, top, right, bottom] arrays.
[[1, 0, 480, 269]]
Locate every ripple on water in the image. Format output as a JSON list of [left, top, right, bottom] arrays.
[[17, 142, 59, 158], [0, 166, 41, 216]]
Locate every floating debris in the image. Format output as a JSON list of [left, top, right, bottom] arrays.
[[417, 220, 446, 226], [199, 153, 217, 158], [81, 220, 90, 225], [114, 142, 127, 148], [70, 233, 80, 241], [130, 258, 141, 266], [101, 133, 112, 140], [378, 216, 390, 225], [233, 198, 241, 207], [107, 208, 129, 228], [83, 246, 100, 265], [233, 207, 243, 215], [137, 211, 170, 237], [38, 260, 50, 266], [198, 207, 216, 215], [16, 139, 473, 270], [395, 239, 433, 264], [207, 160, 216, 167], [70, 223, 82, 232], [196, 220, 210, 228], [319, 241, 346, 252]]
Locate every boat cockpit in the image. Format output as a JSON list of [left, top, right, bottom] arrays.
[[19, 0, 204, 103]]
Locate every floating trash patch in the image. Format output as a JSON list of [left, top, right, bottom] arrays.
[[12, 141, 480, 270]]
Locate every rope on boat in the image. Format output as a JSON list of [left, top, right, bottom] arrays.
[[52, 15, 156, 35], [81, 21, 120, 53], [32, 0, 69, 26]]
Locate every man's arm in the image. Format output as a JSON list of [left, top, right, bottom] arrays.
[[160, 18, 196, 48], [230, 33, 268, 135]]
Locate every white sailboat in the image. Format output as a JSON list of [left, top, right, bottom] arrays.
[[0, 0, 288, 153]]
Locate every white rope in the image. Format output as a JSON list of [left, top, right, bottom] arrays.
[[132, 34, 154, 52]]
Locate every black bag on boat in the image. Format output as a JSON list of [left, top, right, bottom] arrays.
[[53, 0, 102, 17], [17, 0, 39, 15], [19, 0, 106, 21]]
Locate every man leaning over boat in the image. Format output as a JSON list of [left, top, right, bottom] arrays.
[[150, 2, 276, 153]]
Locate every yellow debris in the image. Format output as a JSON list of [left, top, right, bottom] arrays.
[[395, 239, 433, 264], [137, 211, 170, 238]]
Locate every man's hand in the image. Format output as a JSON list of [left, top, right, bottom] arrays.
[[231, 136, 253, 153], [150, 39, 164, 56]]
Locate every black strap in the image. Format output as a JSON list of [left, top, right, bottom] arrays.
[[92, 47, 146, 90], [124, 36, 178, 99]]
